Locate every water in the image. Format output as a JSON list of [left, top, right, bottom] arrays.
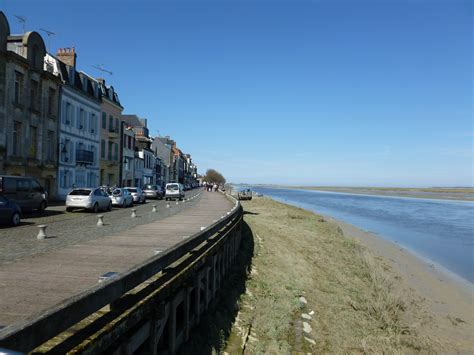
[[244, 186, 474, 284]]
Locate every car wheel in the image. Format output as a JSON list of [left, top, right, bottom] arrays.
[[38, 201, 46, 213], [92, 203, 99, 213], [66, 207, 73, 212], [11, 212, 20, 227], [107, 202, 112, 211], [121, 201, 125, 208]]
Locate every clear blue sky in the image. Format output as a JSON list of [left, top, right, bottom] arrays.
[[2, 0, 472, 187]]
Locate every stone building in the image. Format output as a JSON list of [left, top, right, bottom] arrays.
[[98, 79, 122, 187], [0, 13, 61, 198], [151, 136, 172, 185], [45, 49, 101, 199]]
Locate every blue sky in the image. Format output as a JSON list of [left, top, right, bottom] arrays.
[[2, 0, 472, 186]]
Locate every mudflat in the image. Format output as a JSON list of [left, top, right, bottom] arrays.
[[223, 197, 473, 353], [276, 186, 474, 201]]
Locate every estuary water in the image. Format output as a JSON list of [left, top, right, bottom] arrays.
[[244, 186, 474, 284]]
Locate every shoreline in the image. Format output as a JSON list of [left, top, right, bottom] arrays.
[[267, 195, 474, 349], [257, 185, 474, 202]]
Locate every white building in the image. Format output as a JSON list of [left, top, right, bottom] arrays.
[[139, 148, 155, 185], [46, 49, 100, 199]]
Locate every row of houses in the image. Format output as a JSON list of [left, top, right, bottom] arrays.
[[0, 12, 198, 200]]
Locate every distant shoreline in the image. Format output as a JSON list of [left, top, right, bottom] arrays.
[[253, 185, 474, 201]]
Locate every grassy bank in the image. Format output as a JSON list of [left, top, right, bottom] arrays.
[[181, 197, 439, 354]]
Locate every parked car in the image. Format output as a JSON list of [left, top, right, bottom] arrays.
[[0, 175, 48, 213], [66, 188, 112, 212], [109, 188, 133, 208], [165, 183, 185, 201], [0, 195, 22, 226], [143, 184, 164, 200], [124, 187, 146, 204]]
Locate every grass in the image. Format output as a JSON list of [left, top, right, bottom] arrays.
[[180, 196, 433, 353]]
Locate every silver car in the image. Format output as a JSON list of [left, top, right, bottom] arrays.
[[124, 187, 146, 204], [66, 188, 112, 213], [109, 188, 133, 208], [143, 184, 164, 200]]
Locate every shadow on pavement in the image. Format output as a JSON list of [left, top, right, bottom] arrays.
[[178, 220, 255, 354]]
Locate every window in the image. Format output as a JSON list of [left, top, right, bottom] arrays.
[[101, 139, 105, 159], [46, 130, 54, 160], [12, 122, 21, 156], [90, 113, 96, 133], [108, 141, 113, 160], [17, 179, 30, 192], [115, 118, 119, 133], [30, 80, 39, 110], [48, 88, 56, 116], [109, 115, 114, 132], [114, 143, 118, 161], [101, 112, 106, 129], [29, 126, 37, 158], [14, 72, 23, 105], [78, 108, 85, 129], [65, 102, 72, 124]]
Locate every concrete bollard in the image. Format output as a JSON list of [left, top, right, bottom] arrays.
[[131, 208, 137, 218], [176, 201, 179, 205], [166, 202, 170, 208], [200, 226, 206, 231], [37, 225, 47, 240], [152, 205, 157, 212], [97, 215, 104, 227]]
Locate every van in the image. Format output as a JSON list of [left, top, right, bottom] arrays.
[[0, 176, 48, 212], [165, 183, 185, 201]]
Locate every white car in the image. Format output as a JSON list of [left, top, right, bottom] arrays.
[[66, 188, 112, 213], [109, 188, 134, 208], [165, 183, 185, 201]]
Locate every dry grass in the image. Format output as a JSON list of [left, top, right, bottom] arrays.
[[224, 197, 433, 354]]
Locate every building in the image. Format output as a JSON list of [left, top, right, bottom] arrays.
[[98, 79, 122, 187], [120, 124, 135, 187], [151, 136, 172, 185], [0, 16, 61, 198], [46, 49, 101, 199], [139, 148, 155, 185]]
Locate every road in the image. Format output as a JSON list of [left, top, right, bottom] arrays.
[[0, 189, 202, 265]]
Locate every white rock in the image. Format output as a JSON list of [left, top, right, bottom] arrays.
[[303, 321, 312, 334], [309, 310, 315, 316], [302, 313, 311, 320], [299, 296, 307, 305], [304, 337, 316, 345]]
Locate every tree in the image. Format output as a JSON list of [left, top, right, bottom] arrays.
[[205, 169, 226, 185]]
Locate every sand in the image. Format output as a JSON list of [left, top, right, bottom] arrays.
[[331, 218, 474, 351]]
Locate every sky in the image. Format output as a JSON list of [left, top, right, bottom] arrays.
[[1, 0, 472, 187]]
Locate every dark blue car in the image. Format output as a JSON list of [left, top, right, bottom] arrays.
[[0, 195, 21, 226]]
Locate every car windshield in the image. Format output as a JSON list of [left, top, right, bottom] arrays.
[[112, 189, 122, 196], [126, 188, 137, 193], [69, 189, 92, 196], [144, 185, 156, 190], [167, 184, 179, 191]]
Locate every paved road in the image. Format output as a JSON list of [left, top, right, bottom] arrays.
[[0, 190, 233, 328], [0, 189, 202, 265]]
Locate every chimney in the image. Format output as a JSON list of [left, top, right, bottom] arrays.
[[56, 47, 76, 68], [97, 78, 105, 85]]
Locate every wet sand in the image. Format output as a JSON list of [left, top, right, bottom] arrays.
[[276, 186, 474, 201], [331, 218, 474, 351]]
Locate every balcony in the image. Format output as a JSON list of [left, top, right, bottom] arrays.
[[76, 149, 94, 165], [108, 127, 119, 139]]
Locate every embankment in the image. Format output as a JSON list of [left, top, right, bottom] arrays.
[[184, 196, 473, 353]]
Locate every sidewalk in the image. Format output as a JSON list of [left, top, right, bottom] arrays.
[[0, 191, 232, 328]]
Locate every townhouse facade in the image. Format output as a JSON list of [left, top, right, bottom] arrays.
[[0, 20, 61, 198], [98, 79, 122, 187], [45, 49, 101, 199], [0, 12, 200, 198], [121, 124, 135, 187]]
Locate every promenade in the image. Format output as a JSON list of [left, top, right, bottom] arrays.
[[0, 190, 232, 329]]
